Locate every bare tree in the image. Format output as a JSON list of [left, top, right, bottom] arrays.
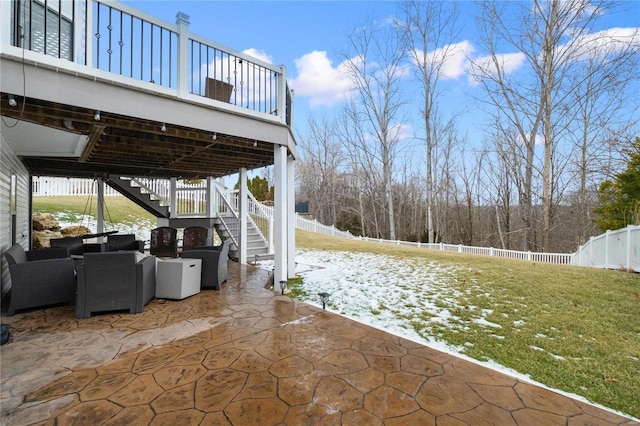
[[566, 31, 639, 245], [396, 0, 461, 244], [296, 116, 345, 226], [336, 99, 386, 237], [341, 16, 407, 240], [472, 0, 639, 251]]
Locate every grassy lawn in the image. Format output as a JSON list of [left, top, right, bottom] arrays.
[[32, 196, 155, 231], [295, 230, 640, 419]]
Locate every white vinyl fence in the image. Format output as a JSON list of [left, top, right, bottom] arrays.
[[572, 225, 640, 272], [33, 177, 120, 196], [357, 237, 574, 265]]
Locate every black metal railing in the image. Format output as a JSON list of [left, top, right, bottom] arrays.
[[12, 0, 76, 61], [93, 1, 177, 88], [188, 38, 279, 114]]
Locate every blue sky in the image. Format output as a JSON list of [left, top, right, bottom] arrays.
[[123, 1, 640, 171]]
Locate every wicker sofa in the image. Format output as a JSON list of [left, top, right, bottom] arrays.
[[75, 251, 156, 318], [3, 243, 76, 316], [181, 238, 230, 290]]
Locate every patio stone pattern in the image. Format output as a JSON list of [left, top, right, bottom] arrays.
[[1, 263, 637, 425]]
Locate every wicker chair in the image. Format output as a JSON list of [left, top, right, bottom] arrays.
[[182, 238, 230, 290], [75, 251, 156, 318], [182, 226, 209, 252], [150, 227, 178, 258], [3, 243, 76, 316]]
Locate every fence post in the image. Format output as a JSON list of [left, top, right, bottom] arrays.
[[490, 247, 494, 257], [626, 226, 631, 272], [605, 230, 611, 268]]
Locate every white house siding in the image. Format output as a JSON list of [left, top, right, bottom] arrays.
[[1, 131, 30, 297]]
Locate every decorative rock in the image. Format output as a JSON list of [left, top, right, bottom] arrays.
[[32, 230, 63, 249], [61, 225, 92, 237], [32, 213, 59, 231]]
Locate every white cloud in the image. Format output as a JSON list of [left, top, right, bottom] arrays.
[[468, 51, 527, 84], [410, 40, 475, 80], [289, 50, 354, 108], [242, 48, 273, 64], [560, 27, 640, 61], [389, 122, 413, 143], [515, 132, 545, 147]]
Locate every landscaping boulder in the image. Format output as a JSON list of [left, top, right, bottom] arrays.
[[32, 213, 60, 231], [61, 225, 92, 238], [32, 229, 63, 249]]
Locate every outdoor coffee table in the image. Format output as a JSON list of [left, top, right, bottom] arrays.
[[155, 258, 202, 300]]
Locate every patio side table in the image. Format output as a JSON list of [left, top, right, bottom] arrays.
[[156, 258, 202, 300]]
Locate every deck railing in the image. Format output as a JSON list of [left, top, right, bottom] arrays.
[[5, 0, 292, 125]]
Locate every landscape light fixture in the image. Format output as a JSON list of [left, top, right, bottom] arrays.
[[318, 292, 331, 310], [212, 132, 217, 141], [8, 95, 17, 107], [279, 280, 288, 295], [161, 122, 167, 132], [254, 254, 259, 265], [94, 110, 101, 121]]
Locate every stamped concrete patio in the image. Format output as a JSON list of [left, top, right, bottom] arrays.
[[1, 262, 636, 425]]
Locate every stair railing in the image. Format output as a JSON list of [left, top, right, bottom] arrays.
[[213, 184, 239, 247], [128, 177, 170, 205], [246, 191, 273, 252], [228, 189, 272, 252]]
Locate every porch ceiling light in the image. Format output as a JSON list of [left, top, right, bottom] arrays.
[[318, 292, 331, 310], [8, 94, 17, 107], [212, 132, 217, 141], [279, 280, 288, 295], [94, 110, 101, 121], [161, 122, 167, 132], [253, 140, 258, 147]]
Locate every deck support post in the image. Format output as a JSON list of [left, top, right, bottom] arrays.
[[287, 154, 296, 278], [274, 145, 288, 291], [238, 168, 248, 264]]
